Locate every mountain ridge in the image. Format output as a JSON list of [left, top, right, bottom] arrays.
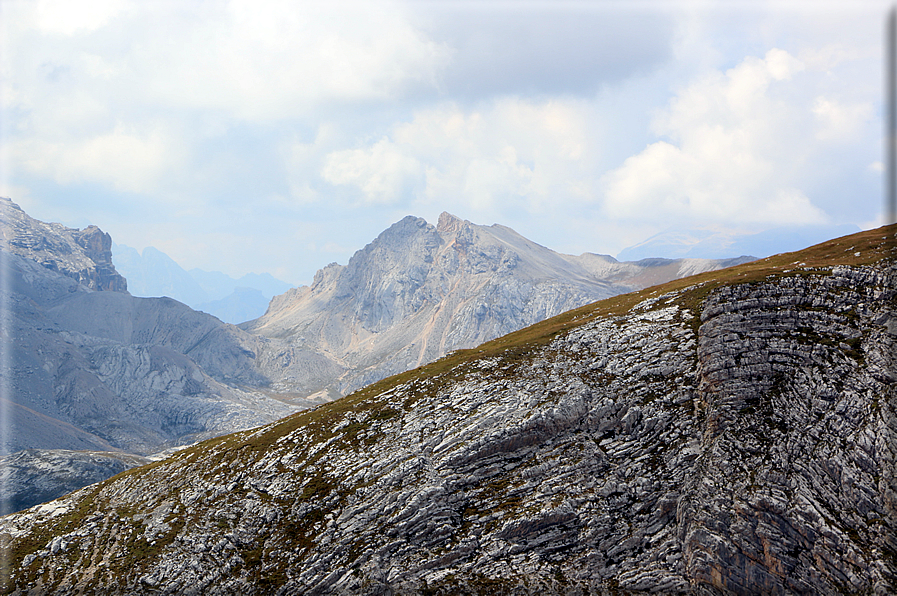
[[2, 224, 892, 594], [0, 200, 753, 515], [244, 211, 754, 399], [0, 197, 128, 293]]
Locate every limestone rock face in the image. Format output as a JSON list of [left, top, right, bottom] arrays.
[[1, 248, 298, 456], [1, 198, 128, 292], [0, 450, 151, 514], [244, 212, 752, 398], [2, 226, 892, 595], [0, 200, 304, 509]]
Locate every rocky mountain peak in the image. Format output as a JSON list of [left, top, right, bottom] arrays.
[[0, 197, 128, 293], [242, 213, 760, 400], [436, 211, 468, 236], [71, 225, 123, 292], [2, 225, 893, 595]]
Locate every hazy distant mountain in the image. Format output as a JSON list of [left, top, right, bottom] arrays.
[[617, 223, 860, 261], [112, 244, 292, 324], [243, 212, 754, 398], [7, 225, 893, 594], [189, 269, 292, 304], [0, 198, 303, 511], [112, 244, 207, 304], [196, 287, 271, 327]]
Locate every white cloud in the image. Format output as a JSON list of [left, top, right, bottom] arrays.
[[2, 0, 454, 201], [319, 98, 597, 215], [812, 96, 872, 141], [603, 48, 830, 227], [32, 0, 127, 36], [135, 1, 450, 121], [13, 124, 185, 195], [6, 1, 451, 121], [322, 139, 422, 205], [1, 1, 887, 282]]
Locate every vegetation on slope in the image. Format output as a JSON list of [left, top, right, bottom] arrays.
[[1, 224, 894, 594]]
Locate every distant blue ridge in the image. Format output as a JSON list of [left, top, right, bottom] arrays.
[[112, 243, 292, 324]]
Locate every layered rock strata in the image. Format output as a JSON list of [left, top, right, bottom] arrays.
[[0, 198, 128, 292], [0, 450, 152, 515], [1, 226, 893, 595], [245, 212, 753, 398]]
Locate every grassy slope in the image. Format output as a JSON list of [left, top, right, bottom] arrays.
[[2, 224, 894, 591], [98, 224, 894, 475]]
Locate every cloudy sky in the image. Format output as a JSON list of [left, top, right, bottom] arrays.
[[0, 0, 890, 285]]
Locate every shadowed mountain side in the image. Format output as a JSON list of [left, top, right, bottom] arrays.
[[195, 287, 272, 326], [3, 225, 892, 595], [43, 291, 268, 388], [0, 450, 152, 515], [0, 401, 116, 453]]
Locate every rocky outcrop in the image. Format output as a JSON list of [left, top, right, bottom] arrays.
[[0, 197, 128, 292], [0, 450, 151, 515], [0, 248, 299, 457], [2, 225, 892, 595], [244, 212, 753, 399], [0, 205, 309, 513]]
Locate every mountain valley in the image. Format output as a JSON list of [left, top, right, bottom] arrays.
[[0, 199, 751, 514], [0, 219, 893, 594]]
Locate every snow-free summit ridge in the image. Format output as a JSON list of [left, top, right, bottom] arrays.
[[2, 224, 893, 594]]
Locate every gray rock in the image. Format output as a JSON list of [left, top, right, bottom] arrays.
[[1, 197, 127, 292], [0, 449, 151, 514], [244, 212, 753, 399], [2, 225, 891, 595], [0, 249, 298, 456]]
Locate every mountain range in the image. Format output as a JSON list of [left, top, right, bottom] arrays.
[[111, 244, 292, 325], [0, 199, 755, 514], [617, 223, 861, 261], [2, 220, 892, 594], [244, 212, 755, 399]]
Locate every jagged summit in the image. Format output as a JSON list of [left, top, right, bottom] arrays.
[[436, 210, 466, 235], [0, 201, 755, 515], [242, 212, 751, 398], [0, 197, 128, 293], [3, 225, 893, 595]]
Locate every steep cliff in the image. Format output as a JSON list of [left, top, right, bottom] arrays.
[[2, 225, 892, 595], [0, 198, 128, 293], [244, 212, 752, 398]]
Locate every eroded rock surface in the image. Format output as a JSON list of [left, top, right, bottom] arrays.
[[245, 212, 753, 399], [1, 197, 128, 292], [1, 200, 305, 510], [2, 227, 892, 595], [0, 450, 151, 514], [1, 248, 298, 457]]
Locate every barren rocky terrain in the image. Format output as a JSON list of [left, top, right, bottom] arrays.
[[0, 200, 751, 516], [245, 212, 753, 399], [2, 224, 892, 595]]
